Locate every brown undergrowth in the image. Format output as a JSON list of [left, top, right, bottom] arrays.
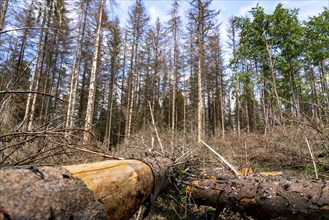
[[118, 125, 329, 219], [116, 125, 329, 179], [1, 123, 328, 219]]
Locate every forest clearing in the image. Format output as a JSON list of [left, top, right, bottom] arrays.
[[1, 0, 329, 219]]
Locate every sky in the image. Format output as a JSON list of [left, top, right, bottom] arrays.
[[112, 0, 328, 62]]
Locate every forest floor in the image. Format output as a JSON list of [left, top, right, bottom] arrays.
[[116, 125, 329, 219], [1, 125, 328, 219]]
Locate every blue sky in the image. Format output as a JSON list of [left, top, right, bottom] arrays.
[[113, 0, 328, 62], [114, 1, 329, 25]]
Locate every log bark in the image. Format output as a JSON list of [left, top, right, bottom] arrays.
[[187, 175, 329, 219], [0, 157, 173, 220]]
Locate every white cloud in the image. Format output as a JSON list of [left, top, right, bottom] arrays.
[[147, 4, 171, 24], [149, 6, 160, 23]]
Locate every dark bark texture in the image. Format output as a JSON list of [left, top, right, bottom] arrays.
[[187, 175, 329, 219], [0, 166, 106, 220]]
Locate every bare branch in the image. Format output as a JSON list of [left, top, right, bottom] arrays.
[[0, 27, 64, 35], [0, 90, 66, 102]]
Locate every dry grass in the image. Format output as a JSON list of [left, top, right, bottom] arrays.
[[1, 121, 328, 179], [1, 123, 328, 219], [114, 125, 329, 179]]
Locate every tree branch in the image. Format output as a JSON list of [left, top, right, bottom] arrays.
[[0, 90, 66, 102]]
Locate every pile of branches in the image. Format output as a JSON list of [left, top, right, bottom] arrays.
[[0, 119, 111, 167]]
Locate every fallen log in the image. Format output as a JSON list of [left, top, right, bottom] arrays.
[[187, 175, 329, 219], [0, 157, 173, 220]]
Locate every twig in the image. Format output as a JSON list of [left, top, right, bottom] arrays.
[[304, 136, 318, 179], [200, 140, 241, 176], [135, 206, 143, 220], [148, 101, 164, 156], [174, 149, 193, 165]]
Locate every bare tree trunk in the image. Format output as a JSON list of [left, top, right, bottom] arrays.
[[83, 0, 104, 142], [53, 52, 64, 114], [120, 30, 128, 106], [171, 28, 177, 147], [230, 17, 240, 138], [0, 0, 9, 32], [125, 24, 140, 142], [197, 53, 202, 144], [28, 16, 50, 131], [265, 40, 283, 125], [23, 12, 46, 131], [104, 39, 119, 147], [262, 89, 268, 135], [44, 37, 59, 121], [66, 1, 84, 133], [219, 71, 225, 139], [38, 30, 57, 126], [235, 76, 240, 138]]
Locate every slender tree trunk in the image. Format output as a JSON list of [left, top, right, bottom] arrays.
[[28, 12, 51, 131], [44, 37, 60, 121], [0, 0, 9, 32], [319, 60, 329, 108], [197, 5, 203, 145], [265, 40, 283, 125], [220, 71, 225, 139], [197, 53, 202, 144], [125, 22, 140, 142], [77, 3, 89, 121], [120, 31, 128, 106], [66, 1, 84, 133], [15, 0, 33, 84], [262, 89, 268, 135], [104, 53, 117, 148], [39, 30, 57, 125], [230, 18, 240, 138], [53, 53, 64, 113], [171, 24, 178, 146], [235, 76, 240, 138], [245, 102, 250, 133], [23, 11, 46, 131], [83, 0, 104, 142]]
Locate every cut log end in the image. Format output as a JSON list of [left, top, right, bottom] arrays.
[[0, 166, 107, 220]]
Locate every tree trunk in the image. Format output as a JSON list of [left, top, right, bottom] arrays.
[[197, 13, 203, 145], [23, 14, 45, 130], [0, 157, 173, 220], [0, 0, 9, 32], [187, 175, 329, 219], [66, 1, 84, 133], [171, 21, 177, 149], [83, 0, 104, 142], [265, 40, 283, 124], [28, 23, 49, 131]]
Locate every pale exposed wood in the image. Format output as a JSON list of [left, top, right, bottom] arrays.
[[64, 159, 154, 220], [0, 158, 170, 220]]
